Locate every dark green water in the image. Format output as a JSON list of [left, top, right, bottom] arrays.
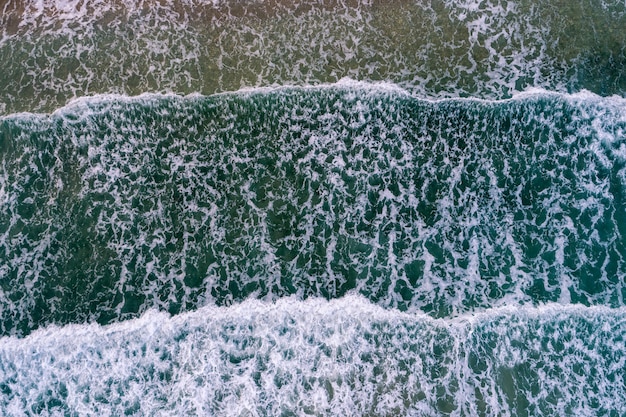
[[1, 0, 625, 415]]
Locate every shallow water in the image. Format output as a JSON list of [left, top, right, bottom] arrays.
[[1, 0, 626, 114]]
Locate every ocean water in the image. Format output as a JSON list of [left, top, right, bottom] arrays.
[[0, 0, 625, 415]]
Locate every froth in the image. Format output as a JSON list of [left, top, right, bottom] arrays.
[[0, 296, 624, 416]]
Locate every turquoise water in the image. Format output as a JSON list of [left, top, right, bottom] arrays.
[[1, 0, 626, 415]]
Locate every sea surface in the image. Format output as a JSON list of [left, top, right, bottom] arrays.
[[0, 0, 625, 415]]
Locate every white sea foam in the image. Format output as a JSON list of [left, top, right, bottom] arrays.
[[0, 295, 624, 416], [0, 81, 623, 120]]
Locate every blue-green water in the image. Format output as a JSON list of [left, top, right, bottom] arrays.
[[1, 0, 626, 415]]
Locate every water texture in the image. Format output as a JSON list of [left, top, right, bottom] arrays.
[[1, 0, 625, 416], [2, 86, 626, 337]]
